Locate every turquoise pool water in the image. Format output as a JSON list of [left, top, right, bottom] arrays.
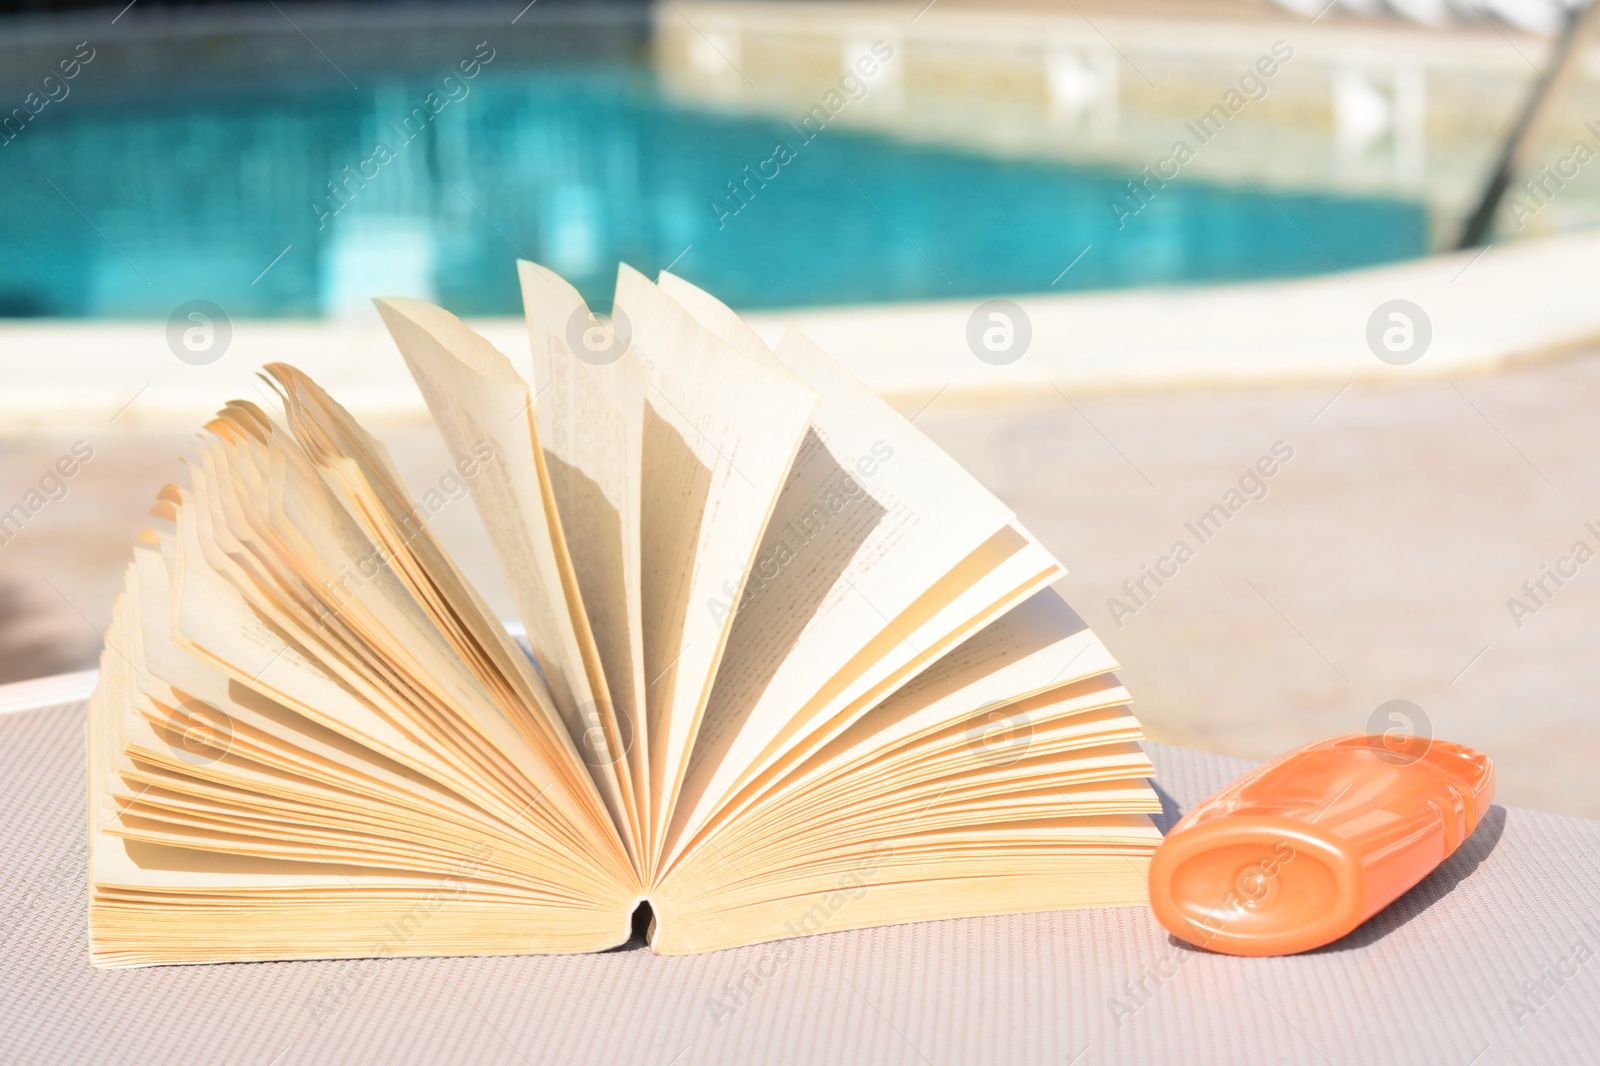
[[0, 63, 1428, 318]]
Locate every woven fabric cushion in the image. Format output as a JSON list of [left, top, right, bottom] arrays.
[[3, 697, 1597, 1065]]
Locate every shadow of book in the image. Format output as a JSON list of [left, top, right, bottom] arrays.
[[1150, 781, 1183, 835]]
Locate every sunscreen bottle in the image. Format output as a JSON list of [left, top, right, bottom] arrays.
[[1148, 734, 1494, 956]]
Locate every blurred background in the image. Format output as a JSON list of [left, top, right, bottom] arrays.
[[3, 0, 1599, 815]]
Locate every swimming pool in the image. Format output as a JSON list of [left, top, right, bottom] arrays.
[[0, 49, 1428, 319]]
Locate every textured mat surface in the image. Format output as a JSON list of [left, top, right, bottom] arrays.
[[3, 698, 1597, 1065]]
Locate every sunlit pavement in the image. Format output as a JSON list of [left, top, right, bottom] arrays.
[[914, 358, 1600, 821], [7, 347, 1599, 818]]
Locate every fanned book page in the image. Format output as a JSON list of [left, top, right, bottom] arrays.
[[85, 262, 1162, 967]]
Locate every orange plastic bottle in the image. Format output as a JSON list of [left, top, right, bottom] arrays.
[[1147, 734, 1494, 956]]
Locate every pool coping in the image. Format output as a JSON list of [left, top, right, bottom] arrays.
[[3, 229, 1598, 435]]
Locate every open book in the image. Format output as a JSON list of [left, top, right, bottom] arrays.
[[87, 263, 1162, 967]]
